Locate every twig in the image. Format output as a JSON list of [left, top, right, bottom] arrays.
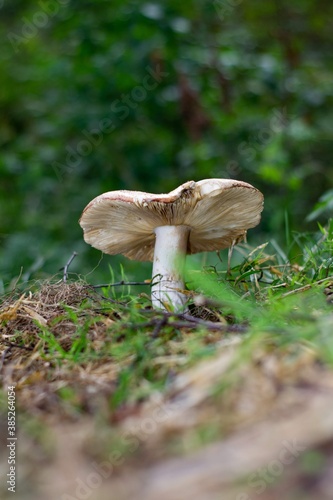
[[63, 252, 78, 282], [279, 275, 333, 299], [279, 284, 312, 298], [137, 308, 248, 333], [182, 314, 247, 332], [2, 341, 34, 351], [91, 281, 151, 288], [151, 317, 168, 338], [138, 316, 247, 334], [175, 321, 246, 332]]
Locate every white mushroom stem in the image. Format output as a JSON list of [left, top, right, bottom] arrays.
[[151, 225, 190, 311]]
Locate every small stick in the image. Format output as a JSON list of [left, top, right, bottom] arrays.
[[151, 317, 168, 338], [139, 317, 247, 333], [279, 284, 312, 298], [2, 341, 34, 351], [63, 252, 78, 282], [279, 275, 333, 299], [172, 321, 246, 332], [91, 280, 151, 289]]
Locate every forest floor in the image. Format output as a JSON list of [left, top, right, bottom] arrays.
[[1, 234, 333, 500]]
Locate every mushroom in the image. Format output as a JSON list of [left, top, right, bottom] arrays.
[[79, 179, 264, 310]]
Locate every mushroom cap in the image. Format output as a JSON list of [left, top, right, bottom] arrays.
[[79, 179, 264, 261]]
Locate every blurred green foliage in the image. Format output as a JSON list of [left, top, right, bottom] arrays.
[[1, 0, 333, 286]]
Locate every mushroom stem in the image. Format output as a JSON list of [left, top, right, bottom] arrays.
[[152, 225, 190, 310]]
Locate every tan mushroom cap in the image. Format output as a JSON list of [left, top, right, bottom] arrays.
[[79, 179, 264, 261]]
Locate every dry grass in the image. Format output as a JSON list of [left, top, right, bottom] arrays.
[[0, 282, 130, 422]]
